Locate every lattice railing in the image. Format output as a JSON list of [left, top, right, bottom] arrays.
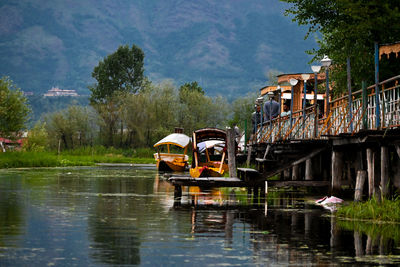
[[255, 74, 400, 144]]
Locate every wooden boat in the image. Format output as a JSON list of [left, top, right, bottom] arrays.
[[153, 133, 190, 172], [189, 128, 229, 178]]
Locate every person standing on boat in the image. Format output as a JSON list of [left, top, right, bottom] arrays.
[[264, 92, 280, 121]]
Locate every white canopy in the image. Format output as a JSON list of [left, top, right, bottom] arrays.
[[153, 133, 190, 148], [198, 140, 225, 153]]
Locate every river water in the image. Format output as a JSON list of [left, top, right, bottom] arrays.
[[0, 166, 399, 266]]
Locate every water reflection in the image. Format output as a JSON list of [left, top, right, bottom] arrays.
[[0, 167, 399, 266]]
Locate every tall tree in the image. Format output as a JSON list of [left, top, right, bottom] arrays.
[[90, 44, 145, 104], [282, 0, 400, 93], [0, 77, 30, 138], [89, 44, 145, 146]]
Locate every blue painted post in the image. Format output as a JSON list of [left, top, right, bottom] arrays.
[[289, 85, 294, 136], [347, 57, 353, 132], [362, 81, 368, 129], [303, 80, 307, 131], [325, 67, 330, 134], [244, 119, 247, 153], [278, 89, 282, 138], [375, 42, 381, 128], [313, 73, 318, 138]]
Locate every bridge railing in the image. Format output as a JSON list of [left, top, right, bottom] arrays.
[[255, 74, 400, 144]]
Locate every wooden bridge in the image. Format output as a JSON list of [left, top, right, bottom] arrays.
[[251, 73, 400, 201], [169, 43, 400, 204]]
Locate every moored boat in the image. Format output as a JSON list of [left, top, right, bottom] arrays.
[[189, 128, 228, 178], [154, 133, 190, 172]]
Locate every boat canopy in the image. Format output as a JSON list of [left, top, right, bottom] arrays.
[[154, 133, 190, 148], [193, 128, 226, 143]]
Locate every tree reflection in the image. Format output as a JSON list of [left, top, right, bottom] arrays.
[[87, 177, 142, 265], [0, 184, 24, 247]]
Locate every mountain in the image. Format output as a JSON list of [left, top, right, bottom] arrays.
[[0, 0, 317, 98]]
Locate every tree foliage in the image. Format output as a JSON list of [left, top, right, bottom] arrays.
[[23, 122, 48, 152], [282, 0, 400, 92], [90, 44, 145, 104], [45, 106, 98, 150], [89, 44, 145, 146], [0, 77, 30, 137]]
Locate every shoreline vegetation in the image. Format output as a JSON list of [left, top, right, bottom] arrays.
[[337, 197, 400, 223], [0, 147, 155, 168]]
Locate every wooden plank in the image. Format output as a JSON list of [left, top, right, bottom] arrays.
[[253, 147, 327, 181], [266, 180, 329, 187], [168, 176, 329, 188]]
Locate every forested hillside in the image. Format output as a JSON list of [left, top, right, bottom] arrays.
[[0, 0, 316, 98]]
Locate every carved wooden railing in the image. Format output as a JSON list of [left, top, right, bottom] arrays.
[[255, 74, 400, 144]]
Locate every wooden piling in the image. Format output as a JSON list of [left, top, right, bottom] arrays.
[[253, 187, 259, 205], [381, 146, 389, 198], [331, 151, 343, 194], [174, 185, 182, 204], [305, 159, 313, 180], [283, 169, 291, 181], [354, 231, 364, 257], [354, 170, 366, 201], [227, 128, 237, 177], [366, 148, 375, 197], [292, 164, 300, 181]]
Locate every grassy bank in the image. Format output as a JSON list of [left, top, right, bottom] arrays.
[[337, 197, 400, 223], [0, 147, 155, 168]]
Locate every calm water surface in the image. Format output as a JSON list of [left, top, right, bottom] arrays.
[[0, 166, 399, 266]]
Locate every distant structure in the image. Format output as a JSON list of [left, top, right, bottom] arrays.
[[44, 87, 78, 97], [23, 91, 34, 96]]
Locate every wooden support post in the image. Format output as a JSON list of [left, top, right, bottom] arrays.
[[331, 151, 343, 194], [354, 170, 366, 202], [260, 184, 266, 200], [354, 231, 364, 257], [173, 185, 182, 205], [253, 187, 259, 205], [247, 187, 253, 204], [381, 146, 389, 198], [366, 148, 375, 198], [246, 144, 252, 167], [283, 169, 291, 181], [395, 144, 400, 158], [305, 159, 313, 180], [292, 164, 300, 181], [227, 128, 237, 177]]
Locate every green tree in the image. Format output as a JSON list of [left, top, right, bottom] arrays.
[[89, 44, 145, 146], [282, 0, 400, 93], [179, 81, 204, 100], [229, 92, 258, 131], [23, 122, 48, 152], [0, 77, 30, 138], [90, 44, 145, 104], [45, 106, 98, 150]]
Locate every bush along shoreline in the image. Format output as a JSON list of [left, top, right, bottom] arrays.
[[0, 147, 155, 168], [337, 196, 400, 223]]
